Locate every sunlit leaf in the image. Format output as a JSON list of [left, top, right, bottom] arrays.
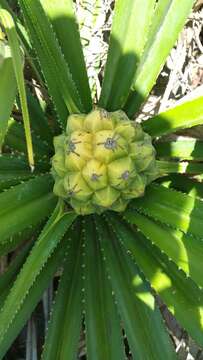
[[96, 215, 176, 359], [125, 0, 195, 116], [99, 0, 155, 110], [143, 97, 203, 137]]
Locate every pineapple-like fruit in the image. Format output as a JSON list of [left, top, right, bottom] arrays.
[[51, 108, 157, 215]]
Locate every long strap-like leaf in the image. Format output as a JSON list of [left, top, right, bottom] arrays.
[[0, 241, 32, 306], [155, 139, 203, 160], [42, 221, 83, 360], [159, 174, 203, 199], [0, 153, 49, 181], [124, 210, 203, 289], [0, 201, 76, 346], [125, 0, 195, 116], [84, 217, 124, 360], [109, 216, 203, 348], [99, 0, 155, 110], [143, 96, 203, 137], [18, 0, 85, 126], [0, 229, 71, 359], [5, 118, 50, 160], [0, 154, 36, 190], [0, 9, 34, 169], [0, 174, 53, 216], [41, 0, 92, 113], [21, 88, 53, 147], [131, 183, 203, 237], [0, 174, 56, 243], [0, 41, 17, 150], [156, 160, 203, 175], [96, 215, 176, 360], [0, 0, 44, 86], [0, 227, 39, 258]]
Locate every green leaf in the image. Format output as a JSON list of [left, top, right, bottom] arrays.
[[18, 0, 85, 126], [0, 240, 32, 306], [0, 171, 34, 191], [0, 8, 34, 169], [124, 210, 203, 288], [42, 221, 83, 360], [155, 139, 203, 160], [131, 183, 203, 237], [96, 215, 176, 360], [0, 202, 76, 346], [0, 228, 70, 359], [156, 160, 203, 175], [83, 217, 124, 360], [0, 153, 33, 190], [5, 118, 50, 159], [0, 0, 44, 86], [109, 216, 203, 348], [125, 0, 195, 116], [23, 88, 53, 147], [0, 174, 56, 243], [41, 0, 92, 113], [0, 153, 49, 172], [0, 153, 31, 171], [0, 174, 53, 216], [0, 154, 48, 191], [143, 97, 203, 137], [159, 174, 203, 199], [0, 226, 40, 258], [0, 40, 17, 150], [99, 0, 156, 110]]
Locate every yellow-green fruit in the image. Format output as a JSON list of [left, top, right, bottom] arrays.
[[51, 108, 157, 215]]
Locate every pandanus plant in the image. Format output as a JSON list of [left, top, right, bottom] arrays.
[[0, 0, 203, 358]]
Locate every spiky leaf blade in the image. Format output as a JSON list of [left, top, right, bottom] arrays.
[[0, 202, 76, 346], [18, 0, 85, 126], [125, 0, 195, 115], [5, 119, 50, 159], [83, 217, 124, 359], [0, 227, 39, 258], [0, 41, 17, 149], [0, 174, 56, 243], [41, 0, 92, 112], [99, 0, 156, 110], [96, 215, 176, 360], [23, 89, 53, 147], [0, 240, 32, 306], [155, 139, 203, 160], [0, 230, 70, 359], [156, 160, 203, 175], [42, 221, 83, 360], [0, 154, 48, 190], [143, 97, 203, 137], [0, 8, 34, 168], [109, 216, 203, 348], [159, 175, 203, 199], [131, 183, 203, 237], [125, 210, 203, 288]]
